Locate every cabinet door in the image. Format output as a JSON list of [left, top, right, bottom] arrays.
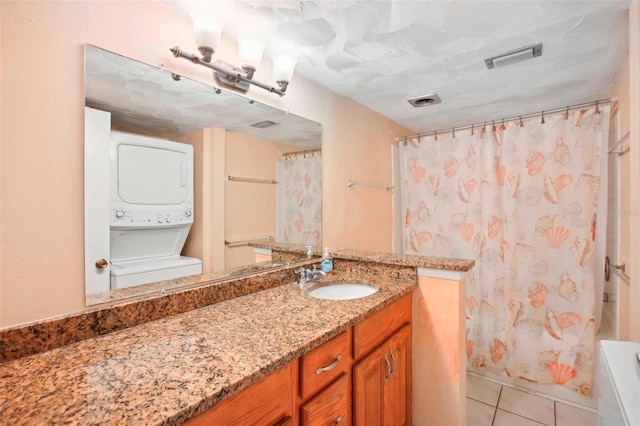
[[384, 325, 411, 426], [300, 374, 350, 425], [353, 343, 388, 426]]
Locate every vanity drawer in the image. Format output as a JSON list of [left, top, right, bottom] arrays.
[[300, 330, 351, 400], [300, 374, 350, 426], [185, 362, 294, 426], [353, 293, 411, 360]]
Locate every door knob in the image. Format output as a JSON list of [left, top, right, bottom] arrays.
[[95, 258, 109, 269]]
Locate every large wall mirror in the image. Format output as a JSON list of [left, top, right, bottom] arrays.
[[84, 44, 322, 306]]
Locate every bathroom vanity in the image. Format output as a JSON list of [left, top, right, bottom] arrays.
[[0, 250, 473, 425], [186, 294, 411, 425]]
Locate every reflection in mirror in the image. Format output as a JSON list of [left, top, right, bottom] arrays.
[[84, 45, 322, 306]]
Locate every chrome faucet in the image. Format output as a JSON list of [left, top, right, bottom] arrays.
[[294, 266, 326, 286]]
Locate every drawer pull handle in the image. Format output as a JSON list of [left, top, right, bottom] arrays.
[[384, 352, 391, 384], [316, 354, 342, 375], [335, 415, 343, 424], [389, 348, 397, 378]]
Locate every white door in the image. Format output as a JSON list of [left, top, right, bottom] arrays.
[[85, 107, 112, 295]]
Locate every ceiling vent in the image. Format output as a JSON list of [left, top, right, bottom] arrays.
[[407, 93, 441, 108], [251, 120, 278, 129], [485, 43, 543, 69]]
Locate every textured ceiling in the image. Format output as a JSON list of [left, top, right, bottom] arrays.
[[160, 0, 630, 134]]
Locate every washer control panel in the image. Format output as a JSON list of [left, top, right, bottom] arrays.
[[110, 205, 194, 227]]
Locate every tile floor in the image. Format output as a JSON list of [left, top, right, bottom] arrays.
[[466, 374, 599, 426]]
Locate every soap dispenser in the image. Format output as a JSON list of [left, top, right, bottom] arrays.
[[306, 246, 313, 259], [321, 248, 333, 274]]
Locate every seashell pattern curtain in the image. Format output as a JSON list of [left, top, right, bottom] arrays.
[[399, 106, 608, 394], [277, 153, 322, 246]]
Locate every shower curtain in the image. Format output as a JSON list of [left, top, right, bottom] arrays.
[[277, 152, 322, 246], [400, 106, 609, 394]]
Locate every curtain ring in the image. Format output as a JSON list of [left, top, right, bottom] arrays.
[[492, 121, 496, 132], [518, 116, 524, 127], [452, 127, 456, 138], [434, 131, 438, 141], [564, 106, 569, 120], [470, 124, 474, 135], [541, 111, 545, 124], [595, 100, 600, 114], [480, 121, 487, 136]]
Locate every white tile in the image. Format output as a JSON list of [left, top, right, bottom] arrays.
[[493, 409, 547, 426], [498, 386, 554, 425], [466, 397, 495, 426], [467, 374, 502, 406], [555, 402, 598, 426]]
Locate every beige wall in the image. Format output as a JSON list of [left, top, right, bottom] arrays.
[[181, 129, 295, 270], [0, 1, 409, 327], [181, 129, 218, 273], [608, 58, 632, 340], [602, 4, 640, 343], [628, 2, 640, 342], [224, 132, 296, 269]]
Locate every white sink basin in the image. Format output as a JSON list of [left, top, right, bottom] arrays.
[[307, 283, 378, 300]]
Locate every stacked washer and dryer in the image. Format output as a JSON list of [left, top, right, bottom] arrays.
[[107, 131, 202, 290]]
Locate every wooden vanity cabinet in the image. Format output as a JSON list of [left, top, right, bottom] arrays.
[[353, 294, 412, 426], [186, 293, 411, 426]]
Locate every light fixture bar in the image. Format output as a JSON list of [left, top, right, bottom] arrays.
[[484, 43, 542, 69], [170, 46, 288, 96]]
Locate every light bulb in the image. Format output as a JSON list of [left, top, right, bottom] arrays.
[[273, 55, 297, 83], [191, 12, 225, 53], [237, 35, 264, 71]]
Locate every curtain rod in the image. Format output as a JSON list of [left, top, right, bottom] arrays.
[[396, 97, 617, 143], [282, 148, 321, 158]]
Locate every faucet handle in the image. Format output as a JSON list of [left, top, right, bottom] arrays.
[[294, 268, 308, 283]]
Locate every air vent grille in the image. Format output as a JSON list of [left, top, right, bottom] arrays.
[[407, 94, 441, 108], [485, 43, 543, 69], [251, 120, 278, 129]]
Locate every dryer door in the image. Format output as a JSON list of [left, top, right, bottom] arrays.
[[117, 144, 189, 205]]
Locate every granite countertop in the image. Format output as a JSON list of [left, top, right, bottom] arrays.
[[0, 271, 414, 425], [248, 242, 476, 272], [334, 249, 475, 272]]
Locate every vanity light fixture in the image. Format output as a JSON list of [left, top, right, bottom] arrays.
[[170, 11, 297, 97]]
